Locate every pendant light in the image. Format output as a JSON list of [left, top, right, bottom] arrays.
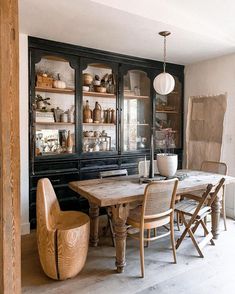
[[153, 31, 175, 95]]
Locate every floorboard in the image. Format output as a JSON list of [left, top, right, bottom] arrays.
[[22, 217, 235, 294]]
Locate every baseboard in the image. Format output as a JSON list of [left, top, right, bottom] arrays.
[[21, 222, 30, 235], [226, 207, 235, 219]]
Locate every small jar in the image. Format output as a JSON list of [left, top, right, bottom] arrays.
[[61, 113, 68, 123]]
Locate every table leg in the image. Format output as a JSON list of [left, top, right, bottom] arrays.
[[111, 203, 129, 273], [89, 202, 99, 247], [211, 194, 221, 239]]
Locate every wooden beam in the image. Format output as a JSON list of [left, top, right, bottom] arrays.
[[0, 0, 21, 293]]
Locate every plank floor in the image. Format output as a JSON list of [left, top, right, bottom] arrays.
[[22, 217, 235, 294]]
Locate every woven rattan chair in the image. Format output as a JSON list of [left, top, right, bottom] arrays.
[[99, 169, 128, 247], [175, 178, 225, 258], [127, 179, 178, 278]]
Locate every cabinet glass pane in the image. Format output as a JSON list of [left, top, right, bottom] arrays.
[[82, 63, 117, 153], [123, 70, 151, 151], [155, 76, 182, 151], [34, 55, 75, 157]]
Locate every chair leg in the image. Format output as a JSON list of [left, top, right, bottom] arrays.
[[176, 214, 195, 250], [170, 216, 177, 263], [176, 212, 181, 231], [146, 229, 151, 247], [176, 214, 190, 249], [200, 220, 215, 246], [204, 216, 207, 226], [140, 230, 145, 278], [222, 191, 227, 231], [176, 226, 189, 249], [203, 216, 207, 237], [154, 228, 157, 237], [192, 220, 200, 234], [187, 227, 204, 258]]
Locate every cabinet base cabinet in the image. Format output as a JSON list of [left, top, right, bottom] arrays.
[[29, 152, 183, 228]]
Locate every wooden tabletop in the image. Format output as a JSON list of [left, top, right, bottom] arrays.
[[69, 170, 235, 207]]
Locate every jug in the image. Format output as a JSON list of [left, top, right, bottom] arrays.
[[93, 102, 102, 123], [83, 100, 92, 123]]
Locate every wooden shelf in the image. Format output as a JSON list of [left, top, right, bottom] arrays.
[[83, 123, 115, 126], [35, 122, 74, 126], [83, 91, 116, 98], [35, 87, 75, 94], [87, 63, 112, 69], [125, 123, 149, 126], [124, 94, 149, 99], [156, 110, 179, 114], [156, 129, 178, 133]]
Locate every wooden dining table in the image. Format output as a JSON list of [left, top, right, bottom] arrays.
[[69, 170, 235, 273]]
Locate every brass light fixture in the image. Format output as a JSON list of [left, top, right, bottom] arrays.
[[153, 31, 175, 95]]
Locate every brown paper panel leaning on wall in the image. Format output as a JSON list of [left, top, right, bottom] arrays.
[[185, 94, 227, 170]]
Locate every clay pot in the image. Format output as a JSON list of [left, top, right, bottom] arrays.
[[157, 154, 178, 177], [83, 73, 93, 86]]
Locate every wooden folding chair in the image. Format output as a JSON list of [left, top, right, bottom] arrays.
[[201, 161, 227, 230], [176, 161, 227, 230], [175, 178, 225, 258]]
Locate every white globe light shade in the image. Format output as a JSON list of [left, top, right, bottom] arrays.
[[153, 72, 175, 95]]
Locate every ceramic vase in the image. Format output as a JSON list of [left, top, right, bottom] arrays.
[[157, 153, 178, 177]]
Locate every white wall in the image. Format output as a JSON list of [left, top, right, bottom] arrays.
[[185, 53, 235, 218], [20, 33, 30, 234]]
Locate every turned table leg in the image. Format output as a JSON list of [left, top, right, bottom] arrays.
[[111, 203, 129, 273], [89, 202, 100, 247], [211, 194, 221, 239]]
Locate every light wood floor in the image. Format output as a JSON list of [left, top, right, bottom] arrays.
[[22, 217, 235, 294]]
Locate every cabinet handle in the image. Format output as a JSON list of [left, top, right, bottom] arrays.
[[51, 179, 60, 184]]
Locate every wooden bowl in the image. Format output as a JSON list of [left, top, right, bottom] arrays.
[[95, 86, 106, 93]]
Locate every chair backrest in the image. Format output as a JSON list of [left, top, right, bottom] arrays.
[[201, 161, 227, 175], [208, 177, 226, 206], [138, 160, 158, 177], [36, 178, 61, 231], [99, 169, 128, 179], [142, 179, 178, 220], [186, 178, 225, 228]]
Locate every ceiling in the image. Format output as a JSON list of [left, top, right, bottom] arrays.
[[19, 0, 235, 65]]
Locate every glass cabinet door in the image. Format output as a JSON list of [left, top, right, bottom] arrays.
[[34, 55, 76, 157], [82, 62, 117, 153], [123, 70, 151, 151], [155, 75, 182, 152]]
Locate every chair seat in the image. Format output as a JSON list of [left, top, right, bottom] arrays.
[[56, 211, 90, 231], [127, 206, 170, 229], [175, 199, 211, 218]]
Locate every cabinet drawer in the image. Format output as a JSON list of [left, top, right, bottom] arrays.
[[80, 158, 119, 171], [34, 160, 79, 174], [31, 172, 79, 189]]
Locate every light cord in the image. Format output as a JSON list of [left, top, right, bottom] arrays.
[[163, 35, 166, 73]]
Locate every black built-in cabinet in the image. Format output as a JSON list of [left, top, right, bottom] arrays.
[[29, 37, 184, 228]]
